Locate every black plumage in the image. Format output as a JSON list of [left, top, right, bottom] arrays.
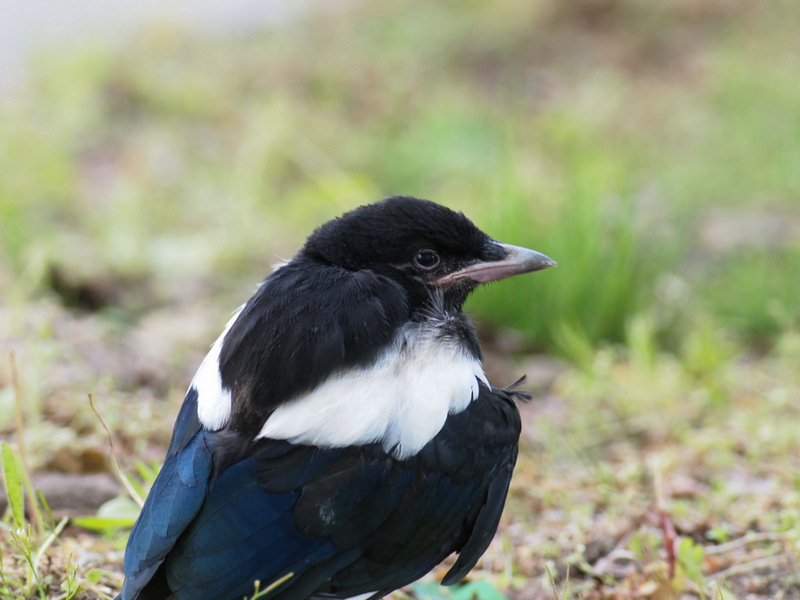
[[119, 196, 555, 600]]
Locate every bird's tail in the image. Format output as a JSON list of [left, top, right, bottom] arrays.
[[502, 375, 532, 403]]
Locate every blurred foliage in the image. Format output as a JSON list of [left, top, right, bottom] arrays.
[[0, 0, 798, 354]]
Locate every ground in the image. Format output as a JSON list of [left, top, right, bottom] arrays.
[[2, 293, 799, 599]]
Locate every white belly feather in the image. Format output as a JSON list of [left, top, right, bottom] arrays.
[[257, 325, 486, 458], [193, 317, 487, 459]]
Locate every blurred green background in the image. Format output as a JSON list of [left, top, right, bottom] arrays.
[[2, 1, 800, 597], [2, 0, 798, 358]]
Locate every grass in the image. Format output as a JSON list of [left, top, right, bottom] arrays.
[[1, 429, 117, 598], [1, 0, 799, 598], [485, 331, 782, 597], [1, 0, 798, 351]]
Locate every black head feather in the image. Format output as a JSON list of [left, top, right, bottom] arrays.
[[301, 196, 506, 310], [302, 196, 501, 272]]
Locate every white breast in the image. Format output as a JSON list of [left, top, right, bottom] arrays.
[[257, 324, 487, 459]]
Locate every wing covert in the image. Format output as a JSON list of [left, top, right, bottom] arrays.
[[120, 390, 211, 600]]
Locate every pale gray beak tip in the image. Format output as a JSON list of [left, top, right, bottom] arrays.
[[502, 244, 556, 274]]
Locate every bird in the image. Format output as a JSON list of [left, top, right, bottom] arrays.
[[118, 196, 556, 600]]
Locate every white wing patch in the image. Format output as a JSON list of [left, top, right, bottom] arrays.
[[257, 325, 488, 459], [191, 306, 243, 431]]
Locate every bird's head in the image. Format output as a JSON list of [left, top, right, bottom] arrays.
[[300, 196, 555, 310]]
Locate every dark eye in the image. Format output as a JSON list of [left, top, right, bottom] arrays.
[[413, 250, 440, 270]]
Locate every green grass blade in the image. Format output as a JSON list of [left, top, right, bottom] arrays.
[[1, 441, 26, 529]]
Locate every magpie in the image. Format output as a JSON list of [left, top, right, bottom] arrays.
[[118, 196, 555, 600]]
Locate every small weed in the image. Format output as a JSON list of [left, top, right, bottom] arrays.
[[61, 554, 82, 600], [1, 441, 63, 599], [246, 573, 294, 600]]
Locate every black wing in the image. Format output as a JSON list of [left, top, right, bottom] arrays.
[[143, 382, 520, 600], [219, 259, 410, 436], [119, 390, 210, 600]]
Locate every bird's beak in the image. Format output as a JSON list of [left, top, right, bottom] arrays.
[[434, 243, 556, 286]]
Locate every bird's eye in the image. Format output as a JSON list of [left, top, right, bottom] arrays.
[[413, 250, 440, 270]]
